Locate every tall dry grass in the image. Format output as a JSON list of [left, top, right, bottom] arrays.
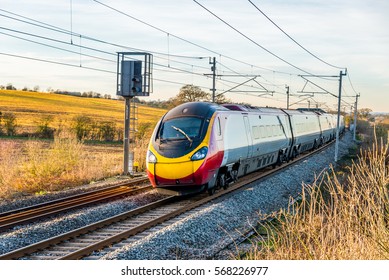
[[0, 137, 123, 199], [245, 139, 388, 260]]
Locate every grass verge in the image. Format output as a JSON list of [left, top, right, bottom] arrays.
[[243, 138, 388, 260], [0, 137, 123, 199]]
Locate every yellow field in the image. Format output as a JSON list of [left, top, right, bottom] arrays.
[[0, 89, 166, 133], [0, 90, 167, 198]]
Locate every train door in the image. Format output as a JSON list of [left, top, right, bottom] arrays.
[[243, 116, 253, 158]]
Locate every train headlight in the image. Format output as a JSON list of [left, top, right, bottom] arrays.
[[147, 150, 157, 163], [191, 147, 208, 161]]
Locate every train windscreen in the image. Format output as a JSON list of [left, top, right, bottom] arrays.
[[159, 117, 202, 141]]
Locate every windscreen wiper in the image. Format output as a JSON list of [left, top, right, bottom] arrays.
[[171, 125, 193, 147]]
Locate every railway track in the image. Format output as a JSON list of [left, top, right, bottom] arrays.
[[0, 177, 151, 232], [0, 141, 333, 260]]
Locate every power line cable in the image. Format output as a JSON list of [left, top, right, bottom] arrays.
[[1, 5, 350, 106], [91, 0, 301, 76], [0, 27, 210, 78], [193, 0, 314, 76], [248, 0, 345, 70], [0, 31, 115, 63], [0, 52, 115, 74], [0, 10, 206, 60]]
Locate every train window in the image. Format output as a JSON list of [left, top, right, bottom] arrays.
[[266, 126, 272, 137], [252, 126, 260, 139], [259, 126, 265, 138], [217, 117, 221, 136], [159, 117, 202, 140], [276, 125, 281, 136]]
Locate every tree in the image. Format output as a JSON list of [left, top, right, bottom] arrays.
[[168, 85, 209, 107], [72, 115, 93, 140], [97, 121, 116, 141], [167, 84, 231, 108], [213, 93, 231, 104], [6, 83, 16, 90], [358, 108, 372, 119]]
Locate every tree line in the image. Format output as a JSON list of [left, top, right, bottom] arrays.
[[0, 83, 112, 99]]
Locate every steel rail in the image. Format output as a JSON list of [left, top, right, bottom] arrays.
[[0, 177, 151, 231]]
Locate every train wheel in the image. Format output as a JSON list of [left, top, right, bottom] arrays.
[[292, 148, 298, 160], [312, 141, 318, 151], [208, 187, 216, 195], [219, 173, 226, 189]]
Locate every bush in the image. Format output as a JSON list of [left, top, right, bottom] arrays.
[[1, 112, 17, 136], [98, 121, 116, 142], [35, 116, 56, 139], [72, 115, 93, 140]]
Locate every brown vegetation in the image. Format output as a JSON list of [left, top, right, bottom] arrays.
[[244, 137, 388, 260]]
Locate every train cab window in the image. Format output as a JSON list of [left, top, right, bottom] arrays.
[[216, 117, 221, 136], [159, 117, 202, 140]]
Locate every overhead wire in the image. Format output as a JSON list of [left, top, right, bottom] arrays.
[[5, 10, 274, 95], [1, 3, 357, 108], [248, 0, 346, 70], [0, 52, 116, 74], [91, 0, 301, 77], [0, 9, 205, 60], [193, 0, 314, 76]]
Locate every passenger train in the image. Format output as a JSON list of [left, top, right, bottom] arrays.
[[146, 102, 344, 195]]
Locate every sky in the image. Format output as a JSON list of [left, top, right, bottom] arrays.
[[1, 0, 388, 112]]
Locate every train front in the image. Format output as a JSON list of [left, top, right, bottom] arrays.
[[146, 102, 223, 195]]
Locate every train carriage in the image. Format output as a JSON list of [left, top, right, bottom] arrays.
[[146, 102, 338, 195], [283, 109, 322, 157], [318, 113, 335, 143]]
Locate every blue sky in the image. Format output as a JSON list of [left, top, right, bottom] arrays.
[[1, 0, 388, 112]]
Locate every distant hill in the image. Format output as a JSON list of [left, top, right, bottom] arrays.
[[0, 89, 166, 135]]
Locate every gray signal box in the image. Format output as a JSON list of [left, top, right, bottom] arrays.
[[117, 52, 152, 97], [119, 61, 142, 97]]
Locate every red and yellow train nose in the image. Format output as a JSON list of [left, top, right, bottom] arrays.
[[146, 146, 209, 188]]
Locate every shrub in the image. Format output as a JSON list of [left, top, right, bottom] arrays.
[[98, 121, 116, 142], [2, 112, 17, 136], [72, 115, 93, 140], [35, 115, 55, 139]]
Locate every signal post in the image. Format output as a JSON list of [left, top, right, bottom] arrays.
[[116, 52, 153, 175]]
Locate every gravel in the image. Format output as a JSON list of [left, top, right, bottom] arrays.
[[0, 189, 166, 255], [0, 132, 355, 259]]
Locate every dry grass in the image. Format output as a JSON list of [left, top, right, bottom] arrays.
[[244, 139, 389, 260], [0, 137, 123, 199]]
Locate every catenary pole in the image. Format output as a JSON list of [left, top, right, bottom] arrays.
[[353, 93, 360, 141], [210, 57, 216, 102], [286, 85, 290, 109], [335, 69, 347, 162]]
